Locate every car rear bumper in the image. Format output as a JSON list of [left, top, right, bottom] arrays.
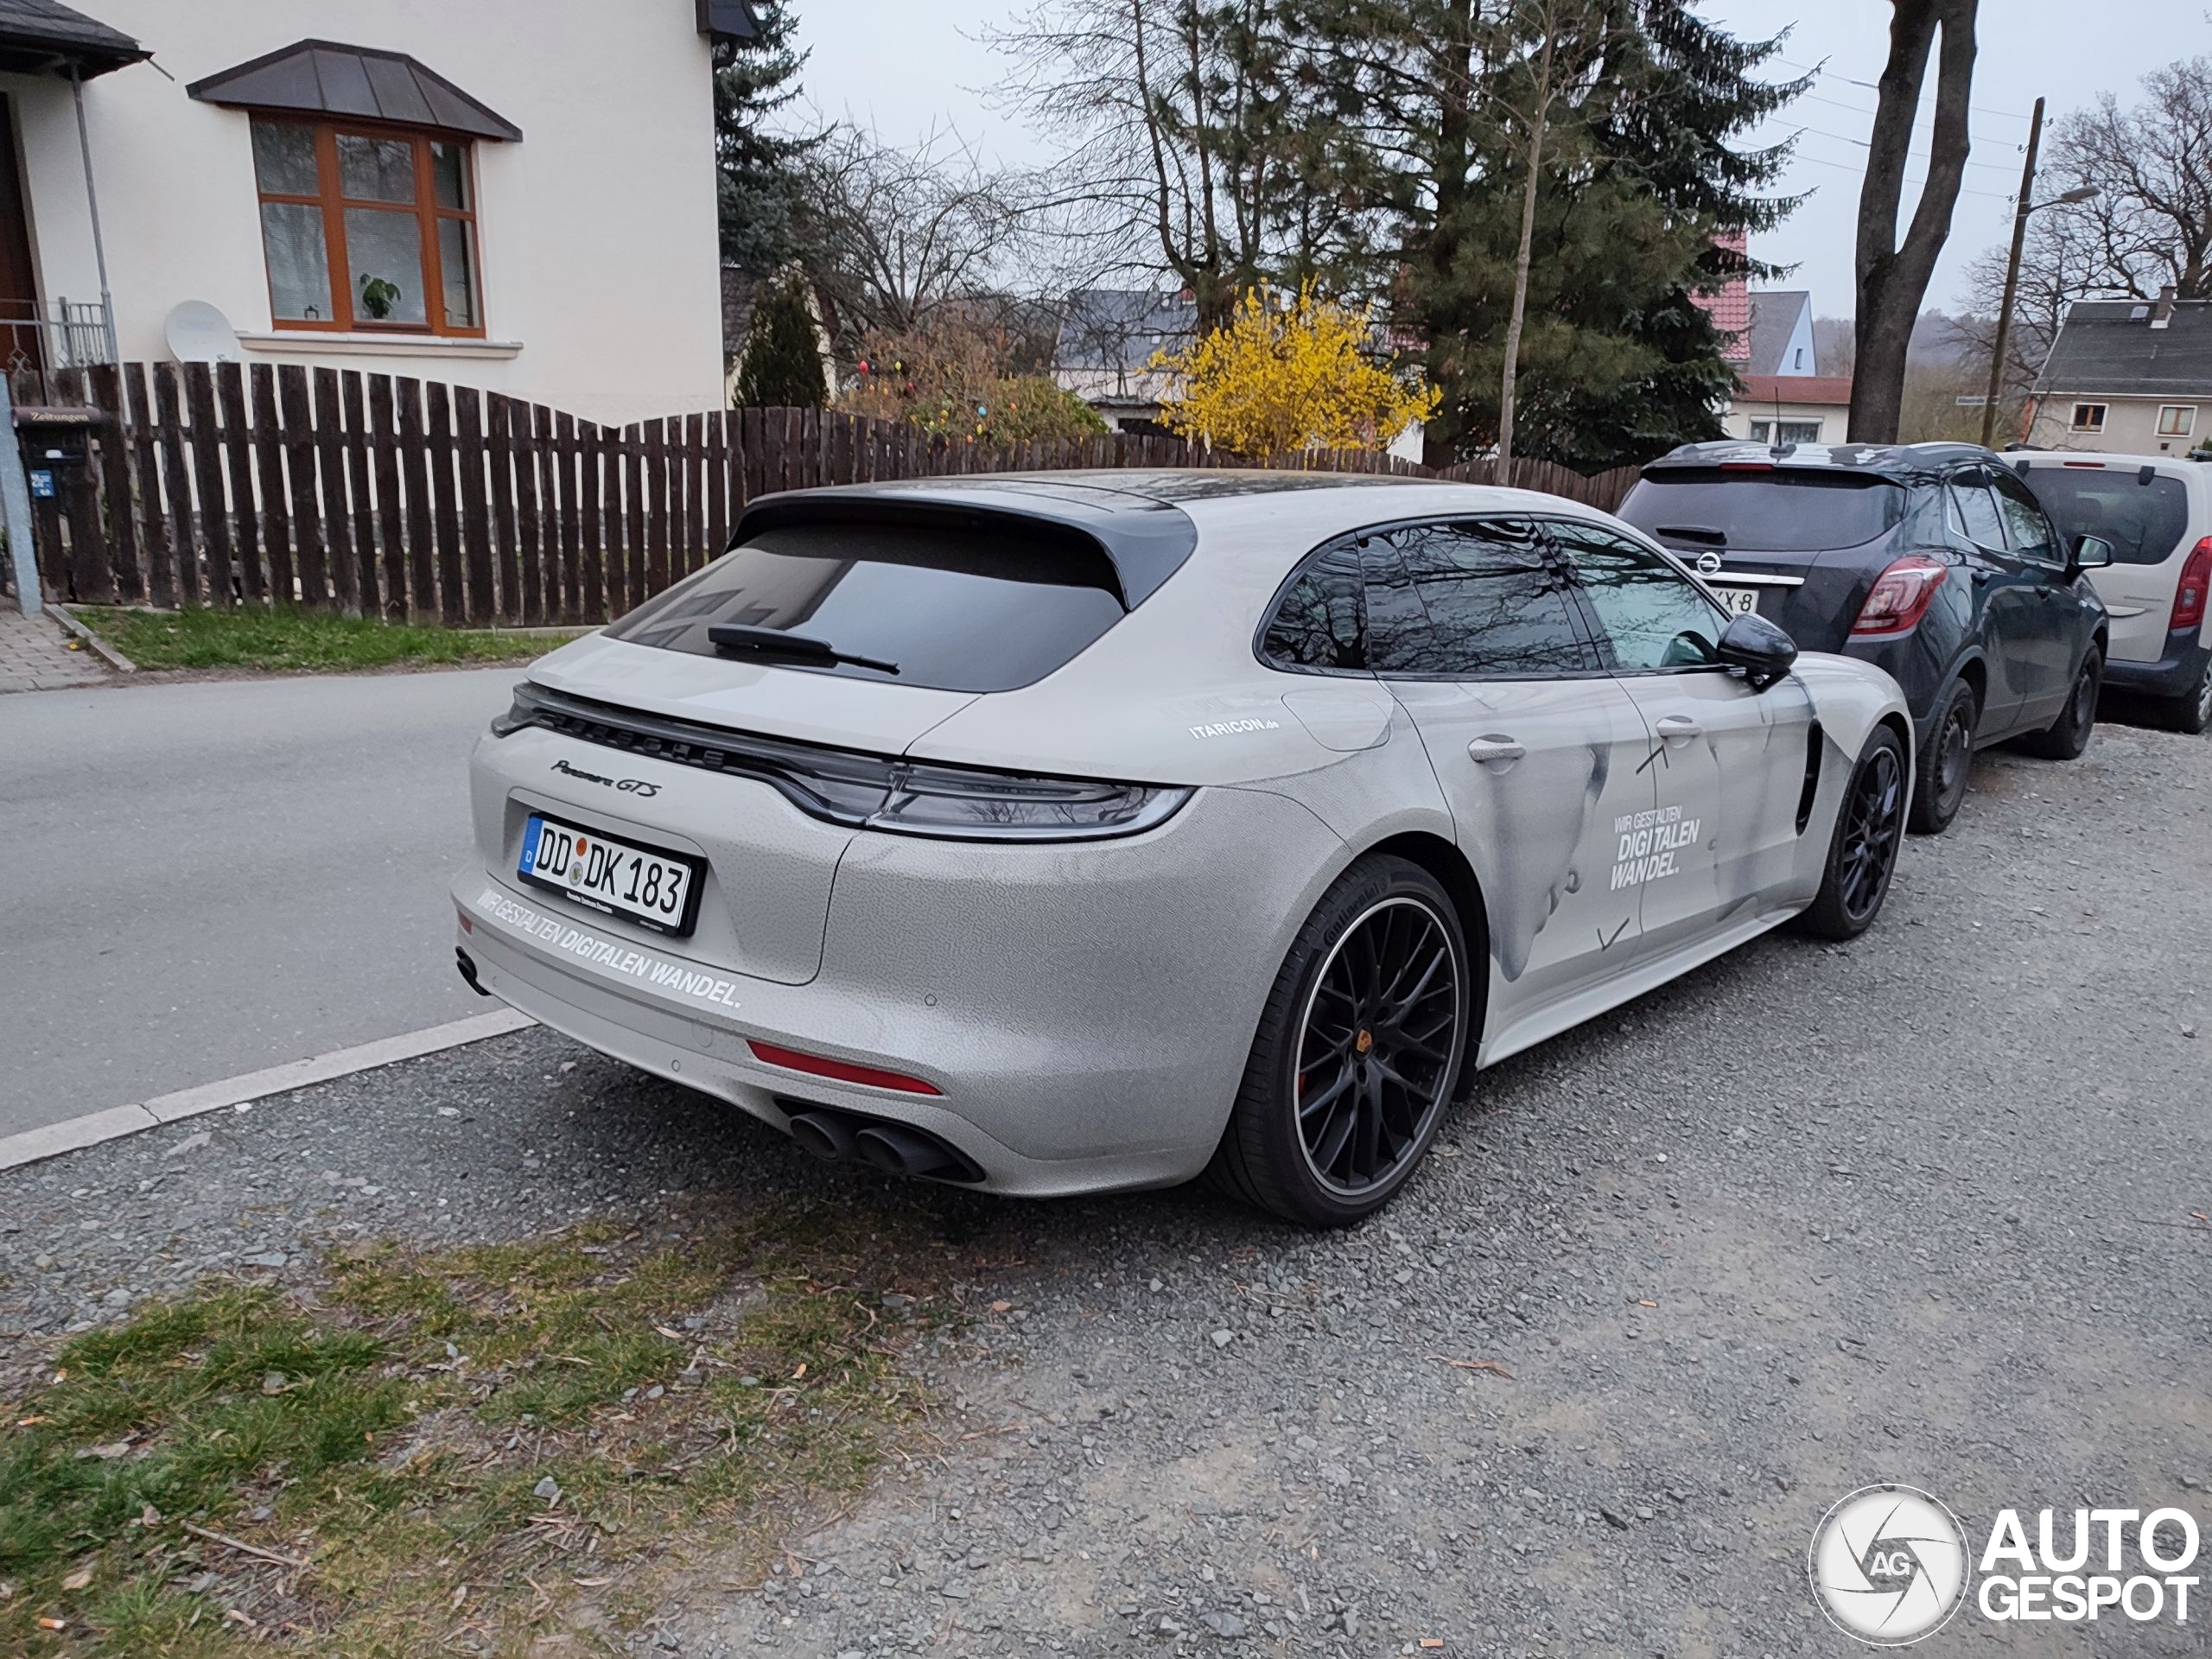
[[450, 767, 1348, 1198], [2102, 627, 2210, 699]]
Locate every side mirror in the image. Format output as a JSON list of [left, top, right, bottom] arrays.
[[2071, 533, 2113, 572], [1715, 611, 1798, 690]]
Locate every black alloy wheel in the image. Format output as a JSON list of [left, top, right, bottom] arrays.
[[1211, 855, 1472, 1226], [1292, 895, 1462, 1197], [1835, 742, 1904, 925], [1800, 725, 1909, 941]]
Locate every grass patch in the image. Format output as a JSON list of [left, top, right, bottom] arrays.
[[69, 606, 584, 673], [0, 1205, 947, 1656]]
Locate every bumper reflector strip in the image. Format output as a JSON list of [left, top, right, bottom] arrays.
[[746, 1039, 942, 1096]]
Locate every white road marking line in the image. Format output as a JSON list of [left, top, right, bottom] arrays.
[[0, 1009, 537, 1173]]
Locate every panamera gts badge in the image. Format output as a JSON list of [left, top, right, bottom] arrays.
[[551, 758, 660, 797]]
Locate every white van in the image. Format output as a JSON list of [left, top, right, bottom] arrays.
[[2012, 453, 2212, 732]]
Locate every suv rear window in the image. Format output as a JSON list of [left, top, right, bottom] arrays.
[[1618, 469, 1906, 552], [605, 518, 1128, 692], [2019, 468, 2192, 566]]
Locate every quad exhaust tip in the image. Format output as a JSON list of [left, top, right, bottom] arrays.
[[781, 1105, 982, 1183], [787, 1110, 857, 1163]]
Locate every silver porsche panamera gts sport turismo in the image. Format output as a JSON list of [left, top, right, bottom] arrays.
[[454, 473, 1914, 1225]]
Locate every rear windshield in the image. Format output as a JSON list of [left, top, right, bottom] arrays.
[[605, 518, 1127, 693], [2020, 468, 2191, 566], [1618, 469, 1907, 552]]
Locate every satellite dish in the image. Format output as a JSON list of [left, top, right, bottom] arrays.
[[164, 300, 241, 363]]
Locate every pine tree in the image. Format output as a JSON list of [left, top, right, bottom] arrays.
[[735, 276, 829, 409], [1294, 0, 1803, 468], [714, 0, 816, 278]]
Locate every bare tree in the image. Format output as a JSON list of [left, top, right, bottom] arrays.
[[2054, 54, 2212, 300], [1850, 0, 1977, 443], [988, 0, 1364, 330], [801, 125, 1054, 340], [1956, 208, 2108, 405]]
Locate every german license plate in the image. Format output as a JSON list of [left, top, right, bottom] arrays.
[[1709, 583, 1762, 616], [518, 815, 699, 936]]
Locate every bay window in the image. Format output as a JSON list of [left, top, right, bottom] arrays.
[[253, 118, 483, 336]]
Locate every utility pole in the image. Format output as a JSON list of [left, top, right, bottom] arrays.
[[1980, 95, 2044, 449]]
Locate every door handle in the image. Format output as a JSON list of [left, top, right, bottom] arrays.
[[1466, 735, 1525, 766], [1655, 714, 1702, 745]]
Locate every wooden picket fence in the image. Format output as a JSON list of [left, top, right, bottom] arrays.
[[6, 362, 1638, 622]]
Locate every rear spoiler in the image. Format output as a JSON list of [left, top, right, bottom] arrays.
[[731, 486, 1199, 609], [2012, 457, 2161, 486]]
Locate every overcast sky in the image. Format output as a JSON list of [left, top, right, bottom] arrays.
[[781, 0, 2205, 324]]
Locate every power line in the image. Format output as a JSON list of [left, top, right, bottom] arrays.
[[1794, 87, 2027, 157], [1770, 117, 2024, 175], [1771, 54, 2038, 124], [1783, 147, 2019, 205]]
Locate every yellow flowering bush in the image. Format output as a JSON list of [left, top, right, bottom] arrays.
[[1154, 284, 1440, 457]]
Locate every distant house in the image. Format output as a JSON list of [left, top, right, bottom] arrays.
[[0, 0, 749, 424], [1724, 375, 1854, 447], [1688, 245, 1847, 441], [1051, 289, 1197, 437], [2024, 288, 2211, 456], [1719, 289, 1849, 443]]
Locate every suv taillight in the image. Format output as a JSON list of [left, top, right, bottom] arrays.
[[2173, 537, 2212, 632], [1851, 555, 1950, 638]]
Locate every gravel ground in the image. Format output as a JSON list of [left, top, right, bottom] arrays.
[[5, 719, 2208, 1657]]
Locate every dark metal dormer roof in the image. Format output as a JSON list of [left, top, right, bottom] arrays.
[[2035, 297, 2212, 398], [186, 40, 522, 142], [0, 0, 147, 78]]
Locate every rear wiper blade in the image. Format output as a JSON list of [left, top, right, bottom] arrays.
[[707, 623, 899, 676], [1653, 524, 1727, 546]]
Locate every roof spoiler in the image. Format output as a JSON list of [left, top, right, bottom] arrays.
[[730, 488, 1198, 609]]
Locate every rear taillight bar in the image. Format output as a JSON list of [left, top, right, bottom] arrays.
[[1851, 555, 1951, 639], [2174, 538, 2212, 633]]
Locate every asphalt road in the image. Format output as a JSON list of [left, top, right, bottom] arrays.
[[4, 716, 2204, 1655], [0, 666, 524, 1140]]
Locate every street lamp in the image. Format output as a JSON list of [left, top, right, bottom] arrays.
[[1981, 92, 2101, 447]]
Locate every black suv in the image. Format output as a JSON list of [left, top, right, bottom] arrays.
[[1617, 441, 2112, 833]]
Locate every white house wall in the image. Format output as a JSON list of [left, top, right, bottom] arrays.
[[1720, 397, 1850, 442], [7, 0, 724, 427], [2026, 395, 2205, 456]]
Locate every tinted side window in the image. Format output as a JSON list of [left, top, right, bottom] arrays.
[[1948, 478, 2008, 550], [1990, 472, 2059, 563], [1260, 541, 1366, 671], [1357, 518, 1590, 678], [1550, 520, 1727, 671]]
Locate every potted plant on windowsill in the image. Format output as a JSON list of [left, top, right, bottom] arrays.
[[359, 274, 404, 322]]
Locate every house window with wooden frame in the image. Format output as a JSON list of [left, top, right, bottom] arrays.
[[2158, 404, 2197, 438], [252, 118, 483, 335], [2069, 403, 2107, 433]]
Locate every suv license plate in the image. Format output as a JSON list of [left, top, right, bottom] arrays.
[[1709, 584, 1761, 615]]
